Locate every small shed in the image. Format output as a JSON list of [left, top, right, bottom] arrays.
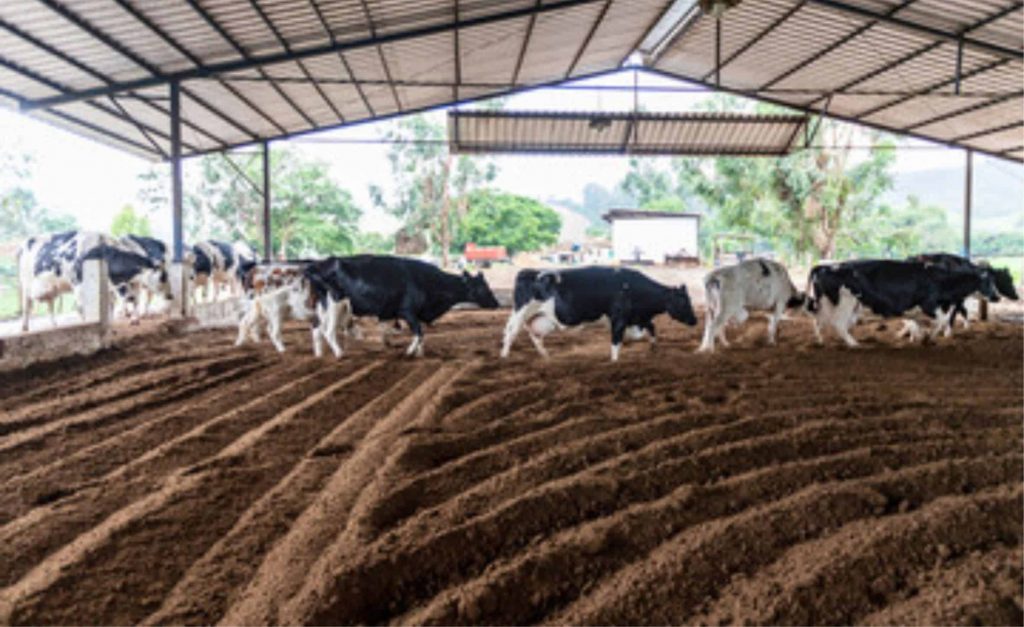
[[603, 209, 701, 265]]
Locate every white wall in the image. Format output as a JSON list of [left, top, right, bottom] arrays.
[[611, 217, 699, 263]]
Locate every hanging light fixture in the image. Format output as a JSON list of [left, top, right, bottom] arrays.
[[699, 0, 742, 18]]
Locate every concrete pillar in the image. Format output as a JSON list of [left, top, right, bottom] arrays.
[[80, 258, 110, 329], [168, 260, 192, 318]]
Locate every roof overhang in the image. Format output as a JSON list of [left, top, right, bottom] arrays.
[[449, 110, 809, 155], [0, 0, 1020, 162]]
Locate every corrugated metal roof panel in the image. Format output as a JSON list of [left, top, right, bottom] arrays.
[[449, 110, 808, 155], [653, 0, 1023, 161]]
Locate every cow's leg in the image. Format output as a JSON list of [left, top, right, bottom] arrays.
[[323, 300, 347, 358], [767, 302, 785, 345], [697, 308, 719, 353], [310, 324, 324, 358], [898, 319, 923, 343], [609, 318, 628, 362], [236, 302, 257, 346], [928, 305, 954, 341], [527, 314, 556, 358], [641, 319, 657, 346], [501, 303, 538, 358], [47, 297, 57, 328], [401, 313, 424, 357], [500, 307, 525, 358], [21, 292, 32, 332], [268, 312, 286, 353], [716, 324, 731, 348]]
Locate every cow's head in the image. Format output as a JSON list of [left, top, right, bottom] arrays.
[[667, 285, 698, 326], [988, 266, 1018, 300], [463, 271, 500, 309]]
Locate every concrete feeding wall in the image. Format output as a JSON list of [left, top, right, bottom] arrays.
[[0, 259, 110, 372], [611, 216, 699, 263]]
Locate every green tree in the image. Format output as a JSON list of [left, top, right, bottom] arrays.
[[619, 157, 676, 208], [353, 230, 395, 254], [675, 117, 896, 262], [0, 148, 76, 239], [455, 190, 561, 254], [183, 148, 361, 258], [370, 113, 496, 264], [110, 204, 152, 237]]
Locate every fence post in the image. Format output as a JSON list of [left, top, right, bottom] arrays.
[[81, 258, 110, 330], [169, 260, 192, 318]]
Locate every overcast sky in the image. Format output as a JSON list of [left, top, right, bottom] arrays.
[[0, 70, 1011, 242]]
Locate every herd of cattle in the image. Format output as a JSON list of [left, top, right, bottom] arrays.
[[15, 230, 1019, 361], [16, 231, 255, 332]]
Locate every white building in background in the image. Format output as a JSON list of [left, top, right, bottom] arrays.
[[603, 209, 701, 264]]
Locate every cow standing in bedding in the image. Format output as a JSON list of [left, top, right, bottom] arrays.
[[698, 258, 805, 352]]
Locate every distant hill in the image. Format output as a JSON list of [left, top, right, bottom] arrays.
[[884, 163, 1024, 234]]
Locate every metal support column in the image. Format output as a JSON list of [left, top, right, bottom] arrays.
[[170, 80, 183, 262], [714, 18, 722, 87], [262, 140, 272, 261], [963, 148, 973, 257]]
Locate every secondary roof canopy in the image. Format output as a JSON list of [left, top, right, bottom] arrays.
[[0, 0, 1020, 161], [449, 110, 810, 155]]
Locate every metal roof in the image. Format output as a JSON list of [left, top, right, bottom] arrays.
[[0, 0, 669, 160], [448, 109, 809, 155], [603, 208, 702, 221], [0, 0, 1020, 162], [649, 0, 1024, 162]]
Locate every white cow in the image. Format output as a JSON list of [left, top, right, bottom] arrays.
[[698, 258, 805, 352], [235, 261, 352, 357]]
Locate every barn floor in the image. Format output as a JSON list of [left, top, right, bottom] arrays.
[[1, 309, 1021, 625]]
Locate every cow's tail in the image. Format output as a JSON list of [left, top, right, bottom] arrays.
[[785, 277, 806, 309], [705, 277, 721, 321], [804, 268, 821, 313]]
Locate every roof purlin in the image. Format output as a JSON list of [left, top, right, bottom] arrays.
[[18, 0, 607, 111]]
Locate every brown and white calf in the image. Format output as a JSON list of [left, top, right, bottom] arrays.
[[698, 258, 804, 352], [235, 261, 351, 357]]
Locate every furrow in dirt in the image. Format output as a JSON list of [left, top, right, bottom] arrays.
[[0, 359, 323, 524], [142, 364, 439, 626], [402, 434, 1020, 625], [858, 544, 1023, 626], [0, 353, 257, 457], [2, 361, 400, 625], [0, 346, 253, 435], [694, 484, 1022, 625], [295, 414, 1019, 625], [553, 457, 1022, 625], [223, 361, 475, 626], [0, 365, 352, 588]]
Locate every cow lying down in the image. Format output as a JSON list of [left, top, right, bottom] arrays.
[[235, 261, 352, 358], [806, 259, 1001, 346], [501, 266, 698, 361], [698, 258, 804, 353]]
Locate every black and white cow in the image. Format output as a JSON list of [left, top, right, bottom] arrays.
[[18, 230, 171, 331], [190, 240, 255, 302], [698, 258, 805, 352], [500, 266, 697, 361], [304, 255, 500, 357], [118, 234, 169, 314], [908, 253, 1018, 332], [75, 244, 171, 324], [805, 259, 1001, 346]]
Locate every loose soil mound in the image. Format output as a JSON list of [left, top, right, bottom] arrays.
[[0, 310, 1020, 625]]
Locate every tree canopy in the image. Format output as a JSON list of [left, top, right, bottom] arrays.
[[456, 190, 561, 254], [138, 148, 361, 258], [110, 204, 152, 237], [0, 148, 77, 240]]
